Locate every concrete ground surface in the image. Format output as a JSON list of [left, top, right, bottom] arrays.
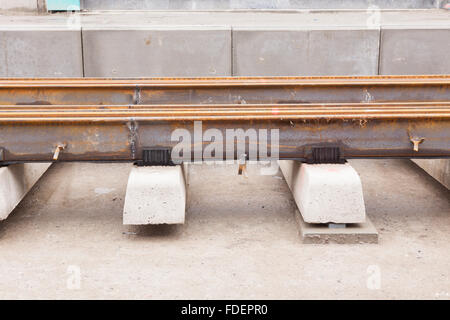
[[0, 159, 448, 299]]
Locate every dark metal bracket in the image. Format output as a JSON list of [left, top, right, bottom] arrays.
[[307, 147, 346, 164], [135, 147, 175, 166]]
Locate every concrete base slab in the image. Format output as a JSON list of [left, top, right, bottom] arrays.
[[295, 210, 378, 244], [279, 160, 366, 224], [0, 163, 51, 220], [123, 165, 186, 225]]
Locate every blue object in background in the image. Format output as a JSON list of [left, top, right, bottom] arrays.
[[46, 0, 80, 11]]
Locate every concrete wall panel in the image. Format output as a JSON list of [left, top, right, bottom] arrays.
[[380, 28, 450, 75], [287, 0, 442, 9], [0, 29, 83, 77], [0, 0, 38, 11], [233, 28, 379, 76], [83, 28, 231, 77]]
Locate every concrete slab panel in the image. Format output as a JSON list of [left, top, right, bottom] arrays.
[[233, 28, 379, 76], [80, 0, 442, 10], [123, 165, 186, 225], [295, 209, 378, 244], [169, 0, 231, 10], [0, 163, 51, 220], [287, 0, 441, 9], [0, 0, 38, 12], [412, 159, 450, 190], [82, 0, 170, 10], [83, 27, 231, 77], [380, 28, 450, 75], [230, 0, 290, 9], [0, 29, 83, 77]]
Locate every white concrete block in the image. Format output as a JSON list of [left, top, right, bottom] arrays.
[[0, 163, 51, 220], [123, 165, 186, 225], [279, 160, 366, 224]]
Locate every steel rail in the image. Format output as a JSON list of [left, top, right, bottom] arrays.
[[0, 76, 448, 164], [1, 75, 448, 85], [0, 102, 449, 121], [0, 75, 449, 106]]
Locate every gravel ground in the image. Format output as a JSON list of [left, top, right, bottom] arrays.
[[0, 159, 449, 299]]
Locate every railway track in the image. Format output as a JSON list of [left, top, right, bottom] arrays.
[[0, 75, 449, 164]]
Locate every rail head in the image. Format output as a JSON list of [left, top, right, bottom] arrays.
[[0, 102, 448, 122], [0, 75, 449, 88]]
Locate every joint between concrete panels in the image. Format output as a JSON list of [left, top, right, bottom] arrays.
[[231, 26, 234, 76], [377, 27, 382, 75], [80, 27, 85, 77]]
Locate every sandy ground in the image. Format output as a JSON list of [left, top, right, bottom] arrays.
[[0, 159, 449, 299]]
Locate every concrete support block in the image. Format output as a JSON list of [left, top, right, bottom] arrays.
[[123, 165, 187, 225], [0, 163, 51, 221], [0, 29, 83, 77], [412, 159, 450, 190], [83, 27, 231, 77], [232, 28, 379, 76], [380, 28, 450, 75], [279, 160, 366, 224]]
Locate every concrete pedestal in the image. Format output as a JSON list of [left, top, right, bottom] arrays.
[[279, 160, 366, 224], [0, 163, 51, 220], [123, 165, 187, 225], [412, 159, 450, 190]]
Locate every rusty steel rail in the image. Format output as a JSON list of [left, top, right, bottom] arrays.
[[0, 75, 449, 164], [1, 102, 449, 121], [1, 75, 449, 105]]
